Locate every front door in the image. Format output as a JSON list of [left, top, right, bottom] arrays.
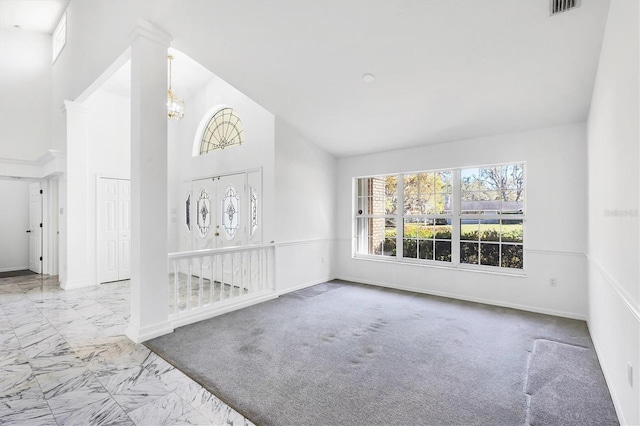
[[28, 183, 42, 273], [191, 173, 248, 291], [191, 173, 247, 251]]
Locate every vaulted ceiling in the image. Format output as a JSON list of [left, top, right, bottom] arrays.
[[0, 0, 610, 157]]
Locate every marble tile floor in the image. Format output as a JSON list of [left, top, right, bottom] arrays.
[[0, 274, 254, 426]]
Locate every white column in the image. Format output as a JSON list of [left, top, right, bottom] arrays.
[[125, 21, 173, 343], [60, 101, 92, 289]]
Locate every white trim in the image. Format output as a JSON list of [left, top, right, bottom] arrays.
[[128, 19, 172, 47], [170, 291, 278, 329], [60, 279, 96, 290], [0, 150, 65, 179], [587, 325, 627, 426], [275, 276, 338, 296], [526, 248, 585, 257], [126, 321, 174, 344], [0, 266, 29, 273], [275, 237, 335, 247], [586, 253, 640, 322], [36, 150, 64, 166], [337, 274, 587, 321], [351, 254, 528, 278], [52, 11, 66, 63]]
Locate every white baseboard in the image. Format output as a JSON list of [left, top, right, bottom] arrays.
[[126, 321, 174, 344], [61, 279, 97, 290], [0, 266, 29, 273], [587, 323, 626, 426], [276, 275, 337, 296], [337, 275, 587, 321], [169, 291, 279, 329]]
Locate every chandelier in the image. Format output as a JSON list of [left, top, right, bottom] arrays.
[[167, 54, 184, 120]]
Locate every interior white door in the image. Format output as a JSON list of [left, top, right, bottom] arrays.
[[28, 182, 42, 273], [98, 178, 131, 283]]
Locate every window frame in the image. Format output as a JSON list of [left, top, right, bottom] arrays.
[[52, 12, 66, 63], [352, 162, 526, 275]]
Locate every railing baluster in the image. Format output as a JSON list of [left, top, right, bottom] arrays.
[[258, 250, 262, 292], [209, 255, 214, 306], [187, 262, 192, 312], [238, 252, 245, 296], [231, 253, 235, 299], [173, 261, 178, 314], [248, 250, 253, 294], [261, 250, 265, 291], [220, 254, 225, 303], [198, 261, 203, 308]]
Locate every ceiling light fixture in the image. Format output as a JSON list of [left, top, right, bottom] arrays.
[[167, 54, 184, 120]]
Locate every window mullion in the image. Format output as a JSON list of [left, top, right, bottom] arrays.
[[396, 174, 404, 259], [452, 169, 461, 265]]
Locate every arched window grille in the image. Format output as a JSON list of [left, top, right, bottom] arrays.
[[199, 107, 244, 154]]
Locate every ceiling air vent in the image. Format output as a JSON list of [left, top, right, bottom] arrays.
[[550, 0, 579, 16]]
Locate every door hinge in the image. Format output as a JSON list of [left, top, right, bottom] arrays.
[[39, 223, 43, 228], [39, 256, 43, 261], [40, 189, 43, 194]]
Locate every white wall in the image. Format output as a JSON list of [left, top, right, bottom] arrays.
[[0, 179, 31, 271], [274, 119, 337, 291], [586, 0, 639, 424], [0, 29, 52, 161], [50, 1, 154, 151], [336, 123, 588, 319], [84, 89, 131, 285]]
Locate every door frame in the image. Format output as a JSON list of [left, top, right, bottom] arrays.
[[41, 177, 59, 276], [187, 167, 263, 247], [28, 182, 43, 274]]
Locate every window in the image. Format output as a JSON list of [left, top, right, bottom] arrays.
[[200, 108, 244, 154], [52, 12, 66, 62], [403, 171, 453, 261], [460, 165, 524, 269], [221, 185, 240, 239], [355, 176, 397, 257], [354, 163, 525, 271]]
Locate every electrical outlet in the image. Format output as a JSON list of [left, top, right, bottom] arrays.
[[321, 257, 325, 264], [549, 278, 557, 287], [628, 362, 634, 387]]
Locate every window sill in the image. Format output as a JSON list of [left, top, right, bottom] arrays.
[[352, 254, 527, 278]]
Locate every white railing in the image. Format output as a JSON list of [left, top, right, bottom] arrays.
[[168, 243, 275, 326]]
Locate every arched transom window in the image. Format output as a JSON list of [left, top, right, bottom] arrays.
[[199, 107, 244, 154]]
